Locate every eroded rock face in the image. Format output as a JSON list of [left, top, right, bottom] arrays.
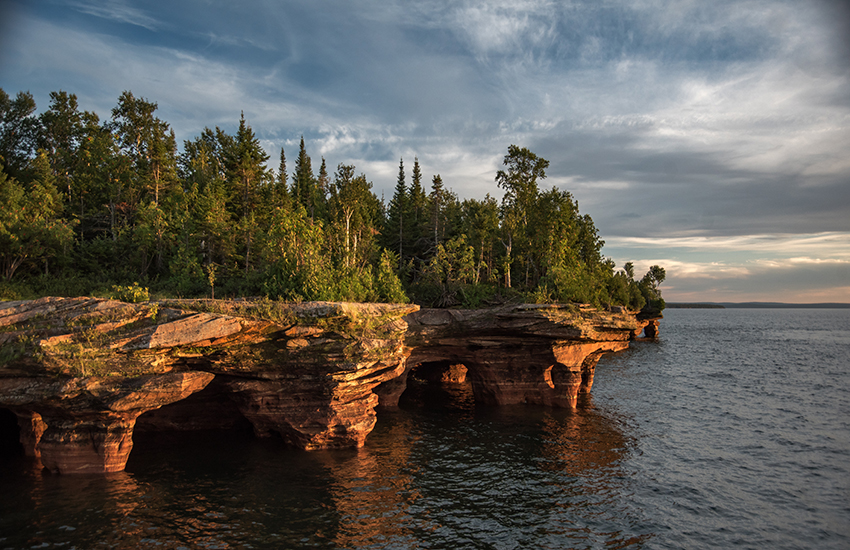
[[377, 304, 648, 409], [0, 297, 659, 474], [0, 297, 416, 471], [0, 372, 214, 473]]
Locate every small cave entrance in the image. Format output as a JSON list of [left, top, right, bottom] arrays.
[[134, 376, 253, 439], [135, 376, 253, 434], [398, 361, 475, 411], [128, 376, 256, 471], [0, 408, 23, 460]]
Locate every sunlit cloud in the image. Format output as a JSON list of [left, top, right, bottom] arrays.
[[606, 233, 850, 258]]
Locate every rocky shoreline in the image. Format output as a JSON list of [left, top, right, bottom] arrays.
[[0, 297, 659, 474]]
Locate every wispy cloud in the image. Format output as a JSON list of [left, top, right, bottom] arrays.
[[606, 233, 850, 258], [66, 0, 160, 31]]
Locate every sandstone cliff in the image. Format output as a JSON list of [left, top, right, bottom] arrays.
[[0, 297, 659, 474]]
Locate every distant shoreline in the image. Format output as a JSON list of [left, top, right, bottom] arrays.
[[667, 302, 850, 309]]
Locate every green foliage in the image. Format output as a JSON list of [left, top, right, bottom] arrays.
[[376, 249, 409, 303], [0, 87, 665, 310], [639, 265, 667, 313], [0, 158, 75, 281], [111, 282, 150, 303]]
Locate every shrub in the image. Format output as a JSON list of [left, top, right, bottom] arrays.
[[111, 282, 150, 303]]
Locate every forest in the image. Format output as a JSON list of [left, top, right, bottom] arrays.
[[0, 88, 664, 311]]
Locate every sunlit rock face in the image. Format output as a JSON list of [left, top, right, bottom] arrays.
[[0, 297, 415, 471], [377, 304, 648, 409], [0, 372, 214, 473], [0, 297, 658, 474]]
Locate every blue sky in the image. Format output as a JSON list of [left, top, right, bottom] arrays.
[[1, 0, 848, 302]]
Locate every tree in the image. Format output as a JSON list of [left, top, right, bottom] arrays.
[[37, 90, 89, 208], [225, 112, 269, 219], [277, 147, 288, 190], [0, 89, 39, 179], [218, 114, 269, 275], [495, 145, 549, 228], [460, 195, 500, 284], [375, 249, 408, 303], [329, 164, 375, 269], [260, 203, 333, 301], [640, 265, 667, 312], [430, 174, 444, 249], [292, 136, 317, 220], [495, 145, 549, 288], [383, 158, 407, 269], [110, 91, 178, 206], [315, 157, 329, 221], [407, 156, 429, 260], [0, 156, 74, 280], [180, 128, 227, 200]]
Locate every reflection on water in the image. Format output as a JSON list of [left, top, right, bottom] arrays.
[[0, 379, 647, 549]]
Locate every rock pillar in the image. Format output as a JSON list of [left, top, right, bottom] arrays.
[[37, 413, 140, 474]]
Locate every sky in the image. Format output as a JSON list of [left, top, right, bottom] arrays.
[[1, 0, 848, 303]]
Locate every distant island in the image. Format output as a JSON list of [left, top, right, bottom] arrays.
[[668, 302, 850, 309]]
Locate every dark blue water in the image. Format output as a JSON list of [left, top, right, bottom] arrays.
[[2, 309, 849, 549]]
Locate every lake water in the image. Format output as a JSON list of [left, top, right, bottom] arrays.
[[1, 308, 849, 549]]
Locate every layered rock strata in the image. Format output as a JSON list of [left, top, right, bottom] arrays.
[[376, 304, 648, 409], [0, 297, 415, 472], [0, 297, 658, 474]]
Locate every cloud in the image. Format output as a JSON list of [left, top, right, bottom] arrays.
[[605, 233, 850, 302], [3, 0, 849, 302], [606, 233, 850, 258], [66, 0, 161, 31]]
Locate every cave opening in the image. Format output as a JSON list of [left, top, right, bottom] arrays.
[[0, 408, 23, 459], [128, 376, 257, 471], [134, 376, 253, 436], [398, 361, 476, 411], [130, 376, 253, 454]]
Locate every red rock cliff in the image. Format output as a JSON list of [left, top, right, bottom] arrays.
[[0, 297, 658, 474], [376, 304, 653, 409]]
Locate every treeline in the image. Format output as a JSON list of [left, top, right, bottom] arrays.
[[0, 88, 664, 310]]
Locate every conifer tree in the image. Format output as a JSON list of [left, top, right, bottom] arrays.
[[383, 158, 407, 269], [271, 146, 290, 208], [292, 136, 316, 220], [226, 112, 269, 219], [430, 174, 444, 249], [315, 157, 330, 222], [407, 156, 428, 261], [222, 113, 269, 274]]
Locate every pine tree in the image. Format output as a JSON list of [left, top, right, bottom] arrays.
[[226, 112, 269, 219], [315, 157, 330, 222], [271, 146, 289, 208], [387, 158, 407, 267], [222, 113, 269, 274], [430, 174, 444, 250], [407, 156, 428, 260], [292, 136, 316, 220]]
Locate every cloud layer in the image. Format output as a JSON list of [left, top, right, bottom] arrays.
[[1, 0, 848, 301]]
